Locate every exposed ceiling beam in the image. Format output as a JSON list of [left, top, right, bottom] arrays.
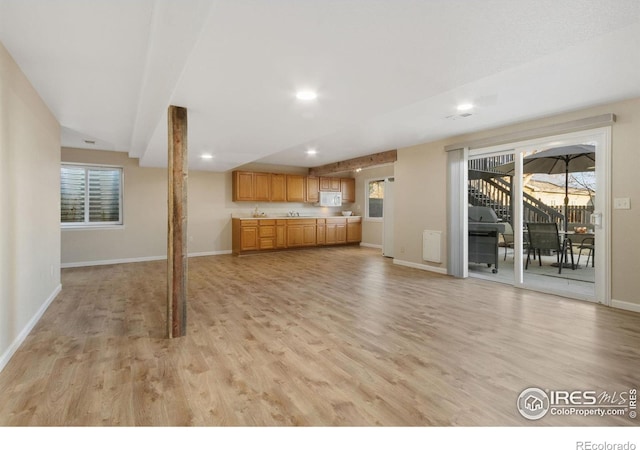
[[308, 150, 397, 176]]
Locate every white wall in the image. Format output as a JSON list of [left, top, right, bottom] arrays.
[[0, 42, 61, 371]]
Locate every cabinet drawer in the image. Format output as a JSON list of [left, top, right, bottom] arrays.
[[259, 238, 276, 249], [259, 226, 275, 238], [241, 220, 259, 227]]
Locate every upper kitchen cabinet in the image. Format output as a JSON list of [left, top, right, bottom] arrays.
[[286, 174, 306, 202], [232, 170, 270, 202], [319, 176, 341, 192], [306, 176, 319, 203], [254, 172, 271, 201], [341, 178, 355, 203], [270, 173, 286, 202], [233, 170, 355, 203], [232, 171, 254, 201]]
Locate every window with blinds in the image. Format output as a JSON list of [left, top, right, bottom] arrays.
[[61, 164, 123, 226]]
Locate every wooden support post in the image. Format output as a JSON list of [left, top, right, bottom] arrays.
[[167, 105, 188, 338]]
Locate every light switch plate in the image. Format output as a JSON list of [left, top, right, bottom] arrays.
[[614, 197, 631, 210]]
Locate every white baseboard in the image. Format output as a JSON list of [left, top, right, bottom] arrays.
[[611, 299, 640, 314], [393, 258, 448, 275], [360, 243, 382, 249], [61, 250, 233, 268], [0, 284, 61, 374]]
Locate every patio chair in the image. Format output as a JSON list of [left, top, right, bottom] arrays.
[[525, 222, 574, 274], [501, 222, 514, 261], [576, 237, 594, 268]]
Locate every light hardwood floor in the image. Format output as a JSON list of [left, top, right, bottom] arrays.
[[1, 246, 638, 426]]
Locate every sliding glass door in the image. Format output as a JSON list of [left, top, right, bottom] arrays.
[[465, 128, 609, 304]]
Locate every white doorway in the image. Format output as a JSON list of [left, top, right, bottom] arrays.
[[383, 177, 395, 257]]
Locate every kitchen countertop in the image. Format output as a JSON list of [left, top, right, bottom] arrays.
[[233, 215, 361, 220]]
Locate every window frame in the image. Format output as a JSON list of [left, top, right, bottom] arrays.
[[60, 162, 124, 229], [365, 178, 385, 222]]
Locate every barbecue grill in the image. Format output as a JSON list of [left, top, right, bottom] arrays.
[[468, 206, 507, 274]]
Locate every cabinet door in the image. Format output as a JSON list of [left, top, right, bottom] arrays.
[[233, 171, 254, 201], [302, 224, 317, 246], [306, 176, 319, 203], [287, 224, 304, 247], [319, 176, 341, 192], [276, 222, 286, 248], [240, 226, 258, 250], [254, 173, 271, 201], [270, 174, 286, 202], [286, 175, 306, 202], [325, 223, 336, 244], [336, 223, 347, 244], [347, 221, 361, 243], [316, 220, 325, 245], [341, 178, 355, 203]]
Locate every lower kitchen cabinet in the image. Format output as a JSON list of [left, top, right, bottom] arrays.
[[232, 217, 361, 255], [286, 219, 317, 247], [347, 217, 362, 243]]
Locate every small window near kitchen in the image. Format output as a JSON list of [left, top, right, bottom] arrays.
[[366, 179, 384, 220], [61, 164, 123, 227]]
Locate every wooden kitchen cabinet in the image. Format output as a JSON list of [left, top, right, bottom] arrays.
[[232, 171, 270, 202], [276, 220, 286, 248], [286, 175, 306, 202], [233, 217, 359, 255], [232, 218, 259, 252], [346, 217, 362, 243], [325, 218, 347, 245], [341, 178, 356, 203], [316, 219, 325, 245], [306, 176, 319, 203], [320, 176, 341, 192], [270, 173, 286, 202], [254, 172, 271, 201], [286, 219, 317, 247], [233, 170, 354, 203], [232, 171, 255, 201]]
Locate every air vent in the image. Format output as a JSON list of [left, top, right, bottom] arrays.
[[83, 139, 96, 145]]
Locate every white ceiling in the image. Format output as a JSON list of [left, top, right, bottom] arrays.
[[1, 0, 639, 172]]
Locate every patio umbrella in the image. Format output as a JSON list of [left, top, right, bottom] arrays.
[[494, 144, 595, 232]]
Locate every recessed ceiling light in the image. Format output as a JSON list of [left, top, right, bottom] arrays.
[[355, 168, 362, 173], [201, 154, 214, 160], [457, 103, 474, 111], [306, 149, 317, 155], [296, 90, 317, 101]]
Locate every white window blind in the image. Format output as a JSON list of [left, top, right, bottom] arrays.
[[61, 164, 123, 226]]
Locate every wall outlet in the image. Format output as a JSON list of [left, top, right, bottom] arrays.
[[400, 246, 405, 254], [614, 197, 631, 210]]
